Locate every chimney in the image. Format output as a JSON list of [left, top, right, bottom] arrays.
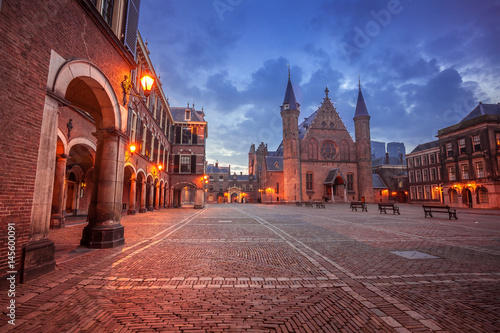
[[215, 162, 218, 168], [240, 172, 243, 175], [385, 152, 389, 165]]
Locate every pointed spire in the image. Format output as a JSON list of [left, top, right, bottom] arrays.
[[282, 68, 298, 111], [354, 78, 369, 118]]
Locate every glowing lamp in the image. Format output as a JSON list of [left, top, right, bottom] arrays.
[[158, 165, 163, 171], [140, 74, 155, 97], [129, 144, 137, 154]]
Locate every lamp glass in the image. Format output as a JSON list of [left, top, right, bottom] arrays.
[[140, 75, 154, 96]]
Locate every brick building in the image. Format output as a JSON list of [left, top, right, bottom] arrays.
[[0, 0, 207, 284], [372, 154, 408, 203], [437, 103, 500, 208], [206, 164, 259, 203], [249, 74, 373, 203], [406, 140, 442, 204]]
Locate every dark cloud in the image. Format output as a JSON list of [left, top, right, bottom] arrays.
[[139, 0, 499, 171]]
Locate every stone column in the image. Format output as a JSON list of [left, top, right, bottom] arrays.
[[194, 188, 205, 209], [148, 183, 154, 211], [159, 184, 165, 209], [127, 176, 136, 215], [22, 96, 58, 282], [139, 181, 147, 213], [154, 183, 160, 210], [50, 154, 67, 228], [81, 129, 126, 249]]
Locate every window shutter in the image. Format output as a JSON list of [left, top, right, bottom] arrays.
[[127, 108, 134, 138], [192, 127, 198, 144], [145, 129, 152, 158], [137, 119, 143, 148], [173, 155, 180, 173], [123, 0, 141, 56], [191, 155, 197, 174], [175, 126, 181, 144]]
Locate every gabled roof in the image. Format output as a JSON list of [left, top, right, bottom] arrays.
[[409, 140, 439, 154], [461, 103, 500, 122], [170, 107, 206, 122], [324, 168, 345, 184], [354, 87, 369, 118], [265, 156, 283, 172], [207, 165, 229, 174], [298, 110, 318, 140], [372, 174, 387, 189]]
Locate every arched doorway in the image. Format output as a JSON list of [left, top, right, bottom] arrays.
[[324, 169, 347, 202], [173, 182, 197, 208], [448, 188, 458, 204], [228, 187, 242, 203], [462, 188, 473, 208], [137, 171, 147, 213], [54, 61, 126, 249], [123, 166, 136, 215], [146, 175, 154, 211], [64, 143, 94, 217]]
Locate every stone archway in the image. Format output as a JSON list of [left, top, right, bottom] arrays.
[[146, 175, 154, 211], [228, 187, 242, 203], [55, 61, 127, 249], [123, 165, 137, 215], [172, 182, 198, 208], [136, 171, 147, 213], [23, 59, 128, 281]]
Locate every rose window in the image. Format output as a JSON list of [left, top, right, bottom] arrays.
[[320, 141, 336, 160]]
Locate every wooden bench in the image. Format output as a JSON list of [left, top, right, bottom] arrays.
[[422, 205, 457, 220], [315, 202, 325, 209], [350, 201, 367, 212], [295, 202, 302, 207], [304, 202, 313, 207], [378, 203, 400, 215]]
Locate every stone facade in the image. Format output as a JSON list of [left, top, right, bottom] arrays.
[[250, 77, 374, 203]]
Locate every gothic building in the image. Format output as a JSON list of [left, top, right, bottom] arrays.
[[250, 73, 374, 203]]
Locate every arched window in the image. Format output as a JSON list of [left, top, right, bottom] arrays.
[[449, 188, 458, 203], [308, 139, 318, 159], [477, 187, 488, 204], [341, 140, 349, 160]]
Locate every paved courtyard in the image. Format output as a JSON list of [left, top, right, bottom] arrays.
[[2, 203, 500, 332]]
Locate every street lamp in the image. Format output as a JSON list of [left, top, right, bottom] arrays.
[[122, 73, 155, 105]]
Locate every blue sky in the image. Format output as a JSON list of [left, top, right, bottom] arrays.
[[138, 0, 500, 173]]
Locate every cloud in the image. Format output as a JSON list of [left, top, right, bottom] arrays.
[[139, 0, 500, 171]]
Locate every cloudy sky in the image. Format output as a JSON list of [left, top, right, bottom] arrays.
[[138, 0, 500, 173]]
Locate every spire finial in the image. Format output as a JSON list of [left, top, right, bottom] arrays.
[[287, 64, 290, 78], [358, 74, 361, 91], [325, 86, 329, 99], [187, 101, 189, 108]]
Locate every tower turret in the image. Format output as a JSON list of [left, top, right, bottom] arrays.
[[353, 80, 374, 202], [280, 70, 301, 202]]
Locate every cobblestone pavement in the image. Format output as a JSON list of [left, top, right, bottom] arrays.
[[2, 203, 500, 332]]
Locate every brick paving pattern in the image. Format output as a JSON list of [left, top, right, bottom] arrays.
[[1, 203, 499, 332]]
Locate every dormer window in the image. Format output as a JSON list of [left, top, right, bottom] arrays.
[[283, 104, 289, 110], [185, 109, 191, 121]]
